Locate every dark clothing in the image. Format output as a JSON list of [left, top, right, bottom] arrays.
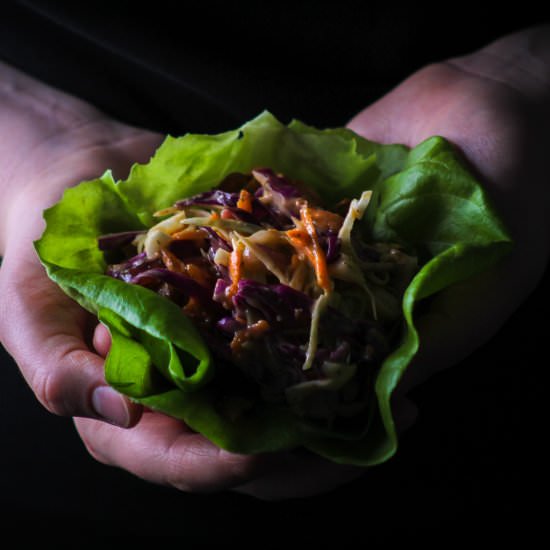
[[2, 3, 544, 133], [0, 1, 545, 538]]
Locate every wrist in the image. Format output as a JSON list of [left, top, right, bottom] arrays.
[[448, 25, 550, 105]]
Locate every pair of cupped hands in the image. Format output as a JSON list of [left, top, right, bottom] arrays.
[[0, 27, 548, 500]]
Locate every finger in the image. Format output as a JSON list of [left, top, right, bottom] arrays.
[[0, 256, 141, 427], [75, 400, 416, 500], [93, 322, 112, 358], [447, 25, 550, 107], [74, 412, 274, 493]]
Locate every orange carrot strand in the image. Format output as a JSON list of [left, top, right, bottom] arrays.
[[300, 204, 331, 293], [228, 241, 244, 298], [237, 189, 253, 213]]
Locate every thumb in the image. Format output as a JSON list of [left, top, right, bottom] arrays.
[[0, 252, 141, 427]]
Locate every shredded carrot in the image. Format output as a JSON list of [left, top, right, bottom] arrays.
[[285, 206, 332, 293], [160, 249, 185, 272], [228, 240, 244, 298], [161, 249, 212, 287], [286, 228, 316, 273], [286, 227, 304, 241], [184, 262, 213, 288], [171, 228, 207, 242], [300, 204, 332, 293], [309, 207, 343, 233], [230, 319, 270, 355], [287, 231, 311, 260], [237, 188, 254, 213]]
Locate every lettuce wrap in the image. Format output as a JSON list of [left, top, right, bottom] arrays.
[[34, 111, 512, 466]]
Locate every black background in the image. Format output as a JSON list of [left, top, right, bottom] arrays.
[[0, 1, 546, 541]]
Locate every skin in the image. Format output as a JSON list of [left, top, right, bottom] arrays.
[[0, 26, 548, 500]]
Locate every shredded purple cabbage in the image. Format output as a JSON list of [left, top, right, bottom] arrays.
[[131, 268, 214, 305], [253, 168, 302, 199], [98, 169, 409, 419], [106, 252, 162, 282], [202, 227, 231, 252], [321, 231, 341, 264], [175, 188, 277, 226], [175, 189, 238, 209], [232, 279, 312, 327], [98, 230, 145, 251]]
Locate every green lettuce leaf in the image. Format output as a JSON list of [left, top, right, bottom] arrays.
[[34, 111, 512, 465]]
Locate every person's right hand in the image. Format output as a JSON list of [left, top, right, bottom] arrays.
[[348, 25, 550, 395], [0, 61, 163, 426]]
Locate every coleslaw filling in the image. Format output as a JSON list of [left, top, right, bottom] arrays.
[[101, 169, 417, 421]]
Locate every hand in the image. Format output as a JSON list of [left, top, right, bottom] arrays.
[[0, 62, 163, 430], [74, 26, 550, 499], [0, 61, 369, 500], [348, 26, 550, 396]]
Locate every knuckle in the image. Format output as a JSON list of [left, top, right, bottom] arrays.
[[162, 450, 201, 492], [167, 446, 262, 493], [31, 367, 71, 416], [31, 347, 92, 417], [162, 442, 214, 493]]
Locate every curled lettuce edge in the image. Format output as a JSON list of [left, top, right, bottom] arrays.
[[34, 111, 512, 466]]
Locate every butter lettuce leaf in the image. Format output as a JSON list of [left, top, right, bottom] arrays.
[[34, 111, 512, 465]]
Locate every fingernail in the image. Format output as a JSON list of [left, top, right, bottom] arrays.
[[92, 386, 131, 427]]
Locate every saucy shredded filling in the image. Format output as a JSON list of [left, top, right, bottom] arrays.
[[100, 169, 418, 421]]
